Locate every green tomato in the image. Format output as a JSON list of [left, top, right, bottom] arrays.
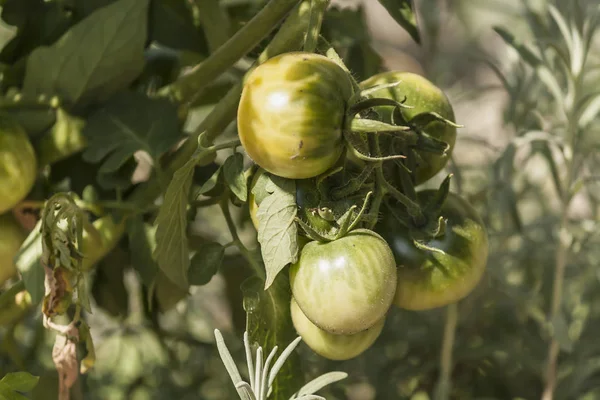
[[289, 229, 397, 335], [375, 191, 488, 310], [0, 213, 27, 286], [238, 52, 354, 179], [291, 297, 384, 361], [81, 215, 125, 272], [0, 114, 37, 213], [359, 72, 456, 184]]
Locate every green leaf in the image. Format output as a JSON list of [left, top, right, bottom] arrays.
[[377, 0, 420, 44], [197, 166, 223, 196], [14, 220, 45, 304], [0, 372, 39, 393], [127, 216, 159, 286], [493, 26, 542, 67], [0, 382, 28, 400], [36, 108, 86, 166], [188, 242, 225, 286], [242, 274, 302, 400], [82, 91, 182, 189], [256, 176, 298, 289], [153, 155, 197, 289], [149, 0, 209, 53], [22, 0, 149, 110], [223, 153, 248, 202]]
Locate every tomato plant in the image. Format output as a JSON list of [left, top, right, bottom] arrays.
[[238, 52, 354, 179], [290, 297, 384, 361], [0, 115, 37, 214], [360, 71, 457, 184], [0, 213, 26, 286], [376, 191, 488, 310], [289, 229, 397, 335]]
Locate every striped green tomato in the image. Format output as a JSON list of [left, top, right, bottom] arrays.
[[238, 52, 354, 179], [289, 229, 397, 335], [291, 297, 384, 360], [0, 115, 37, 214], [360, 72, 456, 184], [0, 213, 27, 286], [376, 191, 488, 310]]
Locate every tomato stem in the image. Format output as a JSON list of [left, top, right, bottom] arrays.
[[303, 0, 330, 53], [433, 303, 458, 400], [161, 0, 301, 105]]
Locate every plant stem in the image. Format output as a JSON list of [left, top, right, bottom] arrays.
[[303, 0, 330, 52], [220, 199, 264, 279], [434, 303, 458, 400], [162, 0, 301, 104]]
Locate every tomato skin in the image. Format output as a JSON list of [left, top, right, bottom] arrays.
[[0, 213, 27, 286], [291, 297, 384, 361], [359, 72, 456, 184], [81, 215, 126, 272], [375, 191, 488, 310], [0, 115, 37, 214], [238, 52, 354, 179], [289, 229, 397, 335]]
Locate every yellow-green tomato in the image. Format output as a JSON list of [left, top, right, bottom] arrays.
[[238, 52, 354, 179], [375, 191, 488, 310], [291, 297, 384, 361], [289, 229, 397, 335], [0, 213, 27, 286], [360, 72, 456, 184], [0, 115, 37, 213]]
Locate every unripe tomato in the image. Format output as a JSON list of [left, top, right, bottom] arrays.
[[360, 72, 456, 184], [81, 215, 126, 272], [375, 191, 488, 310], [0, 114, 37, 213], [238, 52, 354, 179], [289, 229, 397, 335], [291, 297, 384, 361], [0, 213, 27, 286]]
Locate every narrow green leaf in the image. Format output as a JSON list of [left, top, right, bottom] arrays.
[[493, 26, 542, 67], [14, 220, 45, 304], [188, 242, 225, 286], [256, 177, 298, 289], [82, 91, 182, 189], [224, 153, 248, 202], [242, 275, 302, 400], [214, 329, 252, 400], [0, 372, 39, 393], [377, 0, 420, 44], [197, 167, 223, 195], [23, 0, 148, 110], [153, 155, 197, 289], [294, 372, 348, 398], [127, 216, 159, 286]]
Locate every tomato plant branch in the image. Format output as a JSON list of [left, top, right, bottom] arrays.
[[303, 0, 330, 53], [162, 0, 301, 104], [220, 198, 264, 279], [434, 301, 458, 400]]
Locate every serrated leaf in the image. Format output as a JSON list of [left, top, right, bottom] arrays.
[[153, 155, 196, 289], [256, 176, 298, 289], [242, 275, 302, 400], [22, 0, 148, 110], [223, 153, 248, 202], [377, 0, 420, 44], [127, 216, 159, 286], [82, 91, 182, 189], [251, 170, 272, 206], [188, 242, 224, 286], [0, 372, 39, 393], [14, 220, 45, 304]]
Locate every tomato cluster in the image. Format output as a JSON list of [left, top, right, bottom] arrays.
[[240, 52, 488, 361]]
